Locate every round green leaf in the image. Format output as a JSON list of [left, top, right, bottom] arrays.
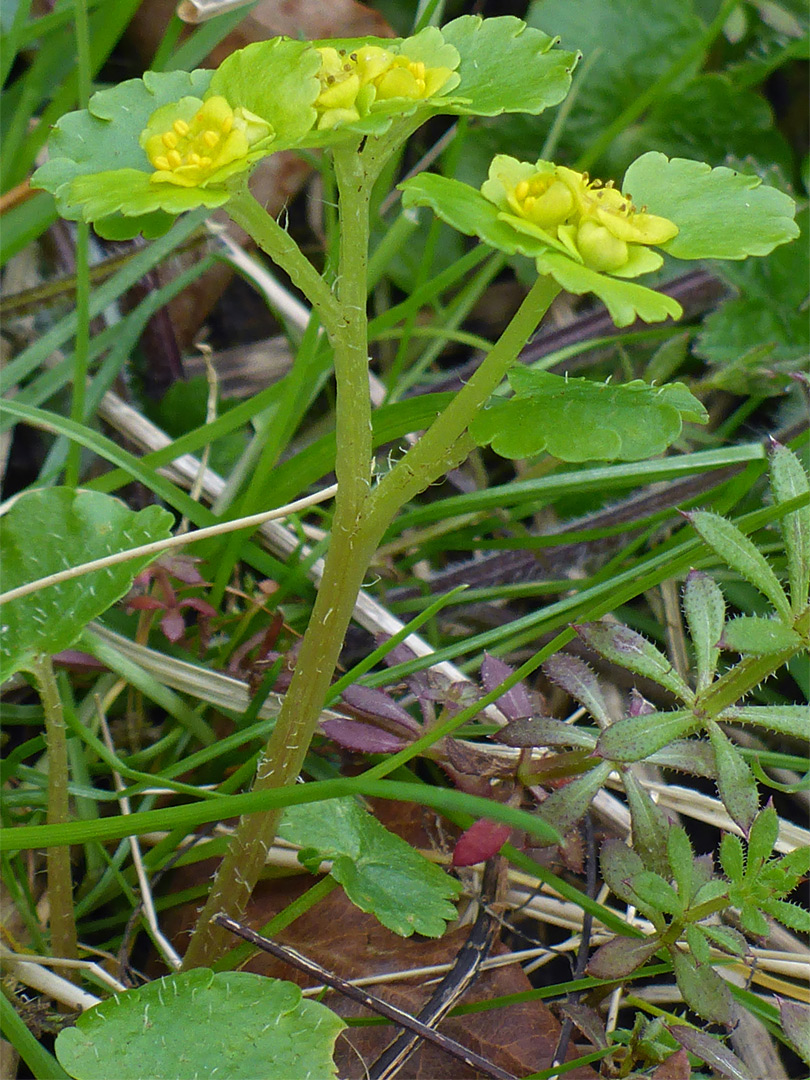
[[469, 370, 706, 463], [32, 69, 214, 223], [208, 38, 322, 145], [441, 14, 577, 116], [623, 152, 799, 260], [0, 488, 173, 681], [54, 970, 345, 1080]]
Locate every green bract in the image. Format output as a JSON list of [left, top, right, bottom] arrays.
[[31, 39, 322, 238], [32, 17, 576, 237], [401, 151, 798, 327]]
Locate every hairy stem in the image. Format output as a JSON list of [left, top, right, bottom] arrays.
[[183, 146, 378, 968], [29, 654, 78, 965], [366, 274, 561, 532]]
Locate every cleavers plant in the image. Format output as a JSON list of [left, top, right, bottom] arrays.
[[30, 13, 801, 978]]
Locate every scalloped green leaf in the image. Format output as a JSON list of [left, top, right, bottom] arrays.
[[208, 38, 322, 144], [0, 489, 173, 682], [623, 152, 799, 260], [441, 15, 577, 116], [721, 615, 801, 656], [279, 797, 461, 937], [32, 69, 213, 221], [534, 250, 683, 326], [683, 570, 725, 691], [596, 711, 699, 763], [54, 970, 344, 1080], [469, 371, 705, 463], [400, 172, 685, 326], [67, 169, 230, 223]]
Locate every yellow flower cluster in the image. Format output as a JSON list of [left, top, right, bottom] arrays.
[[314, 45, 454, 130], [491, 160, 678, 275], [142, 96, 272, 187]]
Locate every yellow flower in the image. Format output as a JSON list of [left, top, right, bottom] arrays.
[[314, 44, 454, 130], [142, 96, 273, 188], [482, 156, 678, 277]]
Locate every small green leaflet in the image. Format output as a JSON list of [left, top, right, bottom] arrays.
[[469, 369, 707, 462], [279, 797, 461, 937], [55, 970, 344, 1080], [0, 488, 173, 681]]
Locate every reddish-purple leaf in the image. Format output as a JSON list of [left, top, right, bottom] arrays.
[[543, 653, 610, 725], [52, 649, 106, 671], [480, 653, 533, 719], [667, 1025, 751, 1078], [178, 597, 218, 618], [160, 609, 186, 642], [452, 817, 511, 867], [320, 719, 408, 754], [126, 596, 166, 612], [777, 998, 810, 1065], [340, 684, 421, 733], [652, 1048, 690, 1080], [159, 555, 206, 584], [587, 934, 660, 979], [499, 715, 596, 749]]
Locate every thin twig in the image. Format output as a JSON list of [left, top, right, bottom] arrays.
[[368, 857, 502, 1079], [0, 483, 338, 605], [212, 914, 518, 1080]]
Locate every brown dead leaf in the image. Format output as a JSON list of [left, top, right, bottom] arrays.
[[127, 0, 393, 71], [651, 1047, 691, 1079]]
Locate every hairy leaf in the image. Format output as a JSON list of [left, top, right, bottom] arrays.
[[543, 653, 611, 726], [669, 949, 733, 1025], [683, 570, 725, 691], [769, 442, 810, 612], [687, 510, 792, 621], [587, 934, 660, 979], [538, 759, 613, 834], [577, 621, 694, 701], [596, 711, 699, 763], [667, 1023, 751, 1078], [779, 999, 810, 1065], [707, 721, 759, 833], [498, 716, 596, 749], [720, 615, 800, 656], [624, 770, 670, 876], [728, 705, 810, 740]]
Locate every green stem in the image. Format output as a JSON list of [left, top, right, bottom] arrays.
[[226, 186, 341, 333], [696, 647, 799, 718], [366, 274, 561, 532], [29, 655, 78, 965], [183, 144, 380, 969]]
